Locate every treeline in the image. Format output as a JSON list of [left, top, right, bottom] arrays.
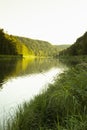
[[59, 32, 87, 56], [15, 36, 55, 57], [15, 36, 69, 57], [0, 29, 30, 56], [0, 28, 69, 57]]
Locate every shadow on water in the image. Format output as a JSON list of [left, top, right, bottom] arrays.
[[0, 57, 67, 89], [0, 58, 20, 89]]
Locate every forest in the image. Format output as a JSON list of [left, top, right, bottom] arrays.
[[0, 28, 69, 57], [0, 29, 30, 56], [1, 29, 87, 130], [15, 36, 70, 57], [59, 32, 87, 56], [3, 32, 87, 129]]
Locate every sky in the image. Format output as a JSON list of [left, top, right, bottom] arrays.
[[0, 0, 87, 45]]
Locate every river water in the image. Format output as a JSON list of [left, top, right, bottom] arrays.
[[0, 58, 67, 123]]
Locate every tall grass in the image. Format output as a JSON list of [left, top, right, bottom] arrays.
[[59, 55, 87, 66], [3, 61, 87, 130]]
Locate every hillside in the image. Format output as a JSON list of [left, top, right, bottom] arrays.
[[59, 32, 87, 56], [14, 36, 70, 57], [0, 28, 69, 57], [0, 29, 30, 57]]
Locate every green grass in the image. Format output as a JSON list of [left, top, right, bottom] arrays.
[[59, 55, 87, 66], [2, 58, 87, 130]]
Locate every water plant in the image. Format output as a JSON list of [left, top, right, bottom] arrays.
[[2, 59, 87, 130]]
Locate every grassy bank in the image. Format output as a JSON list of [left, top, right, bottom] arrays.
[[3, 58, 87, 130], [59, 55, 87, 66]]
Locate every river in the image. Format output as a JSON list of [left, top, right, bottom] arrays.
[[0, 58, 67, 123]]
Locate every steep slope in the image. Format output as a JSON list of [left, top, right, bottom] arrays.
[[15, 36, 70, 57], [0, 29, 30, 57], [59, 32, 87, 56], [0, 28, 69, 57]]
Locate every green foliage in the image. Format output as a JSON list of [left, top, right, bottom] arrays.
[[0, 29, 17, 55], [4, 59, 87, 130], [0, 28, 69, 57], [59, 55, 87, 67], [59, 32, 87, 56], [15, 36, 69, 57], [0, 29, 30, 56]]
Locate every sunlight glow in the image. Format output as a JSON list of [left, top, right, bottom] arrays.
[[0, 0, 87, 44]]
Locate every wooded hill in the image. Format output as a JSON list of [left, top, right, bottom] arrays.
[[0, 28, 69, 57], [15, 36, 70, 57], [0, 29, 30, 56], [59, 32, 87, 56]]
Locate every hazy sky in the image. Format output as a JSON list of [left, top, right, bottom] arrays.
[[0, 0, 87, 45]]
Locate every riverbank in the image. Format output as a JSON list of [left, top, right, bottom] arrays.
[[2, 57, 87, 130], [59, 55, 87, 66], [0, 54, 52, 60], [0, 54, 23, 59]]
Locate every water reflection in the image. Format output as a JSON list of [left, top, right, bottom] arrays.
[[0, 58, 66, 89], [0, 58, 19, 89], [0, 57, 67, 124]]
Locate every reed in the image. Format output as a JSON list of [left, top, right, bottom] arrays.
[[2, 59, 87, 130]]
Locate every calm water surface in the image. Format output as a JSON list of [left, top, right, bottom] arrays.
[[0, 58, 67, 122]]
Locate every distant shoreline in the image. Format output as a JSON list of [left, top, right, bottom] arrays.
[[0, 54, 23, 59]]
